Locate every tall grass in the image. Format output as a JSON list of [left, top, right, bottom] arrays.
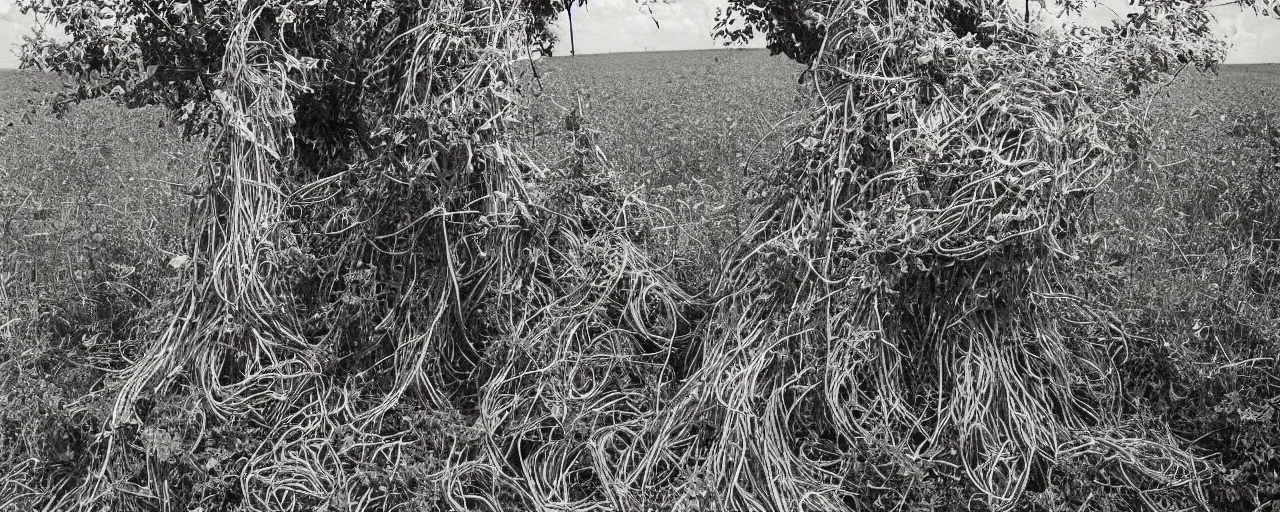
[[1091, 70, 1280, 508], [0, 70, 199, 510]]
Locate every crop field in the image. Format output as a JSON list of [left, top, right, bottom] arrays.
[[0, 70, 198, 375], [3, 37, 1280, 510], [516, 50, 803, 278]]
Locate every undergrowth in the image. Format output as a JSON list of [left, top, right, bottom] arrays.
[[1092, 75, 1280, 508], [0, 73, 198, 508]]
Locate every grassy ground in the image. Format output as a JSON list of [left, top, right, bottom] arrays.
[[1096, 64, 1280, 507], [2, 53, 1279, 507], [0, 70, 198, 340], [0, 70, 201, 501], [517, 50, 803, 279]]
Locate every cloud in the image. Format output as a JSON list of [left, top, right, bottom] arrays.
[[1213, 7, 1279, 63], [0, 0, 1273, 68], [1, 0, 36, 68], [554, 0, 1276, 62], [549, 0, 765, 54]]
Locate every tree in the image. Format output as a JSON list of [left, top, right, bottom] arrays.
[[11, 2, 684, 510], [712, 0, 825, 63], [696, 0, 1278, 509], [523, 0, 566, 55], [16, 0, 583, 118], [522, 0, 662, 56]]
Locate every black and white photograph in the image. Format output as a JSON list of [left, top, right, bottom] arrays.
[[1, 0, 1278, 509]]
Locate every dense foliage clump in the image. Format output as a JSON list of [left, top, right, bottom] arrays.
[[13, 1, 685, 510], [665, 0, 1228, 508]]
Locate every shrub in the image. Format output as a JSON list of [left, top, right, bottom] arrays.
[[652, 0, 1234, 509], [15, 1, 685, 509]]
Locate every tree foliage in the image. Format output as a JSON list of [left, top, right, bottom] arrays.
[[14, 1, 685, 510], [714, 0, 1275, 86], [522, 0, 664, 56], [522, 0, 566, 55]]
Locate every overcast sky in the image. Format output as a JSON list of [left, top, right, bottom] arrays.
[[1, 0, 1276, 68]]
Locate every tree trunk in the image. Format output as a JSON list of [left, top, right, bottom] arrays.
[[565, 0, 576, 56]]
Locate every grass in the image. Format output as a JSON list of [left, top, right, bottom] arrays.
[[0, 70, 198, 335], [0, 69, 201, 506], [1094, 64, 1280, 508], [3, 48, 1280, 509], [517, 50, 803, 282], [0, 69, 201, 348]]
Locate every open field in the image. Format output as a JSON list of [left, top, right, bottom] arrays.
[[1, 71, 199, 344], [3, 48, 1280, 509], [517, 50, 803, 278], [1095, 64, 1280, 505]]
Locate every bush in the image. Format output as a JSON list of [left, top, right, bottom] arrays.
[[640, 3, 1218, 508]]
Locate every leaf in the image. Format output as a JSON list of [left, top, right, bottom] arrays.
[[168, 255, 191, 269]]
